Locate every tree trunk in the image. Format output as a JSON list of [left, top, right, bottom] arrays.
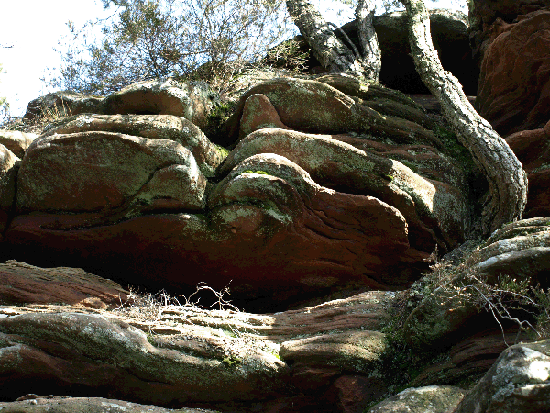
[[285, 0, 380, 82], [356, 0, 380, 82], [399, 0, 528, 235]]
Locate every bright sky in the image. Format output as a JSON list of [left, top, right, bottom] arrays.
[[0, 0, 466, 121]]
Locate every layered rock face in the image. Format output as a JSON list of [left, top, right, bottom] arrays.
[[2, 3, 550, 409], [3, 75, 473, 310], [1, 215, 548, 412], [474, 7, 550, 136], [470, 0, 550, 218]]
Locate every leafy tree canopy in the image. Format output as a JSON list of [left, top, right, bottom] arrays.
[[45, 0, 292, 95], [43, 0, 466, 96]]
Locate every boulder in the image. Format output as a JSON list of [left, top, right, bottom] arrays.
[[220, 128, 468, 253], [102, 78, 217, 130], [473, 217, 550, 286], [0, 144, 18, 239], [0, 397, 220, 413], [221, 77, 440, 147], [0, 129, 37, 158], [475, 8, 550, 135], [0, 311, 288, 405], [506, 120, 550, 218], [367, 385, 466, 413], [0, 260, 129, 308], [411, 328, 533, 388], [239, 93, 288, 138], [41, 114, 226, 177], [16, 131, 206, 216], [24, 91, 104, 120], [454, 340, 550, 413]]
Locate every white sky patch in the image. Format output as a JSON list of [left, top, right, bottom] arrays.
[[0, 0, 467, 120]]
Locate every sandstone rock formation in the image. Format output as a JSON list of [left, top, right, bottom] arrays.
[[0, 130, 37, 158], [41, 114, 226, 178], [102, 79, 217, 130], [403, 217, 550, 351], [3, 2, 550, 409], [506, 119, 550, 218], [0, 289, 395, 411], [0, 397, 220, 413], [0, 226, 546, 412], [0, 260, 129, 308], [24, 78, 217, 132], [368, 385, 466, 413], [475, 8, 550, 136], [469, 1, 550, 218], [454, 340, 550, 413], [24, 91, 104, 120], [5, 75, 475, 310]]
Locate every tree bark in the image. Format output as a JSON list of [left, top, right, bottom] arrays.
[[399, 0, 528, 235], [285, 0, 380, 82], [356, 0, 380, 82]]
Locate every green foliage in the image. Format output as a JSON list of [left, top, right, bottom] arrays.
[[204, 100, 238, 141], [45, 0, 293, 95], [242, 170, 271, 175], [222, 354, 241, 367]]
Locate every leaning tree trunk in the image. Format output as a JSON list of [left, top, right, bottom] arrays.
[[400, 0, 528, 235], [285, 0, 380, 82], [356, 0, 380, 82]]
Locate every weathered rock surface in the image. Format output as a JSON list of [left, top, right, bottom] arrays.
[[474, 217, 550, 286], [0, 130, 37, 158], [0, 258, 546, 412], [0, 290, 395, 410], [475, 8, 550, 135], [102, 79, 217, 130], [411, 329, 533, 388], [223, 77, 441, 147], [367, 385, 466, 413], [469, 0, 548, 63], [506, 120, 550, 218], [6, 153, 420, 306], [6, 4, 550, 410], [24, 91, 104, 120], [220, 128, 468, 254], [454, 340, 550, 413], [0, 397, 220, 412], [4, 75, 477, 308], [24, 79, 218, 133], [280, 330, 386, 372], [0, 260, 129, 307], [41, 114, 226, 177], [0, 311, 287, 405], [403, 217, 550, 351], [16, 131, 206, 215], [334, 375, 388, 413]]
